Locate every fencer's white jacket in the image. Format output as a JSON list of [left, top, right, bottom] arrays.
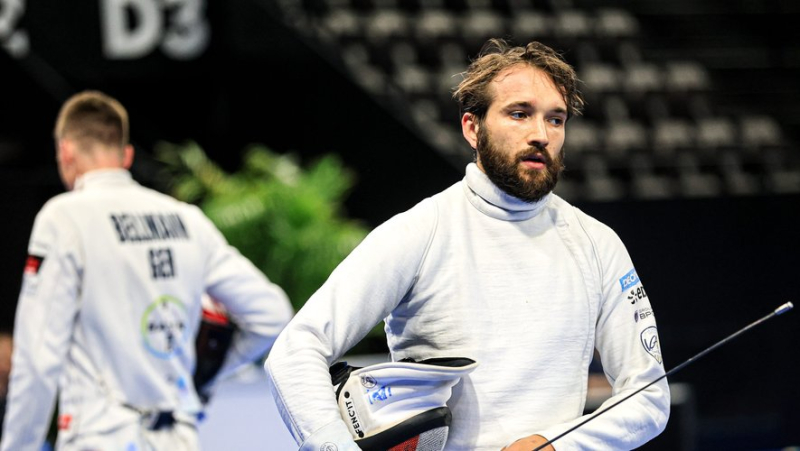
[[266, 163, 670, 450], [1, 169, 293, 451]]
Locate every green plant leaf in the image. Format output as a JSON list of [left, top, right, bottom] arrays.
[[156, 141, 387, 353]]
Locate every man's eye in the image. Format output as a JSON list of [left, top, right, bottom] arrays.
[[549, 117, 565, 126], [510, 111, 527, 119]]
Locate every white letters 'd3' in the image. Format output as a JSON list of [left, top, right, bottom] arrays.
[[100, 0, 209, 60]]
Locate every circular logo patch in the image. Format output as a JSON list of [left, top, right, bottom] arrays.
[[141, 295, 189, 359], [360, 374, 377, 389]]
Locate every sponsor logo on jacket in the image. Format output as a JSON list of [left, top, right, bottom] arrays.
[[634, 307, 653, 322], [141, 295, 189, 359], [640, 326, 663, 364], [619, 268, 640, 291], [628, 286, 648, 305]]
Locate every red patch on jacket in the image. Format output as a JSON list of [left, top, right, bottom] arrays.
[[23, 255, 45, 275], [58, 414, 72, 430]]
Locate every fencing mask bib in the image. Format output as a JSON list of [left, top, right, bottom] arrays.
[[330, 357, 478, 451]]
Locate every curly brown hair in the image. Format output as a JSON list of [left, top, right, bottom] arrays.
[[453, 39, 584, 122]]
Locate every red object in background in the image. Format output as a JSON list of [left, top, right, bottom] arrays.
[[194, 296, 236, 403]]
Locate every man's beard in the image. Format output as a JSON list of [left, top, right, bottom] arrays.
[[476, 127, 565, 203]]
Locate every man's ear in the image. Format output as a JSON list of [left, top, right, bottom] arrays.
[[57, 139, 74, 166], [122, 144, 134, 169], [56, 138, 79, 191], [461, 113, 479, 150]]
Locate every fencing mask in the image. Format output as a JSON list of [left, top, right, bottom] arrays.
[[330, 357, 478, 451]]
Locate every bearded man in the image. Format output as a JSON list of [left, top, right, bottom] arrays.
[[264, 39, 670, 451]]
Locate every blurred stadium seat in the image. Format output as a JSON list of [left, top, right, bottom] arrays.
[[510, 11, 552, 41], [652, 118, 696, 155]]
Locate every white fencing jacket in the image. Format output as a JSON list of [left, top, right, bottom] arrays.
[[266, 163, 669, 450], [1, 169, 293, 451]]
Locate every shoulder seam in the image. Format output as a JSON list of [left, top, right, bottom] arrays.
[[412, 198, 439, 283], [570, 206, 605, 294]]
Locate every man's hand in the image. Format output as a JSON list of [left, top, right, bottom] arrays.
[[501, 434, 555, 451]]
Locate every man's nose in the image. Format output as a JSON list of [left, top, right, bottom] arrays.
[[527, 119, 549, 148]]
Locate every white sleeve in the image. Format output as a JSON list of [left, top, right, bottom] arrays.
[[1, 203, 82, 451], [197, 207, 294, 382], [538, 223, 670, 450], [264, 199, 436, 450]]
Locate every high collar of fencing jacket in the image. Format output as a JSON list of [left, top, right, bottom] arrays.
[[462, 162, 552, 222], [74, 168, 134, 191]]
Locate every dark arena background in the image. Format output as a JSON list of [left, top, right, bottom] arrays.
[[1, 0, 799, 450]]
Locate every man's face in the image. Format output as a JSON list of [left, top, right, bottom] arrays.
[[469, 65, 568, 202]]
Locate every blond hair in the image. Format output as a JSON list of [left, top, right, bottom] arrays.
[[54, 90, 129, 150]]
